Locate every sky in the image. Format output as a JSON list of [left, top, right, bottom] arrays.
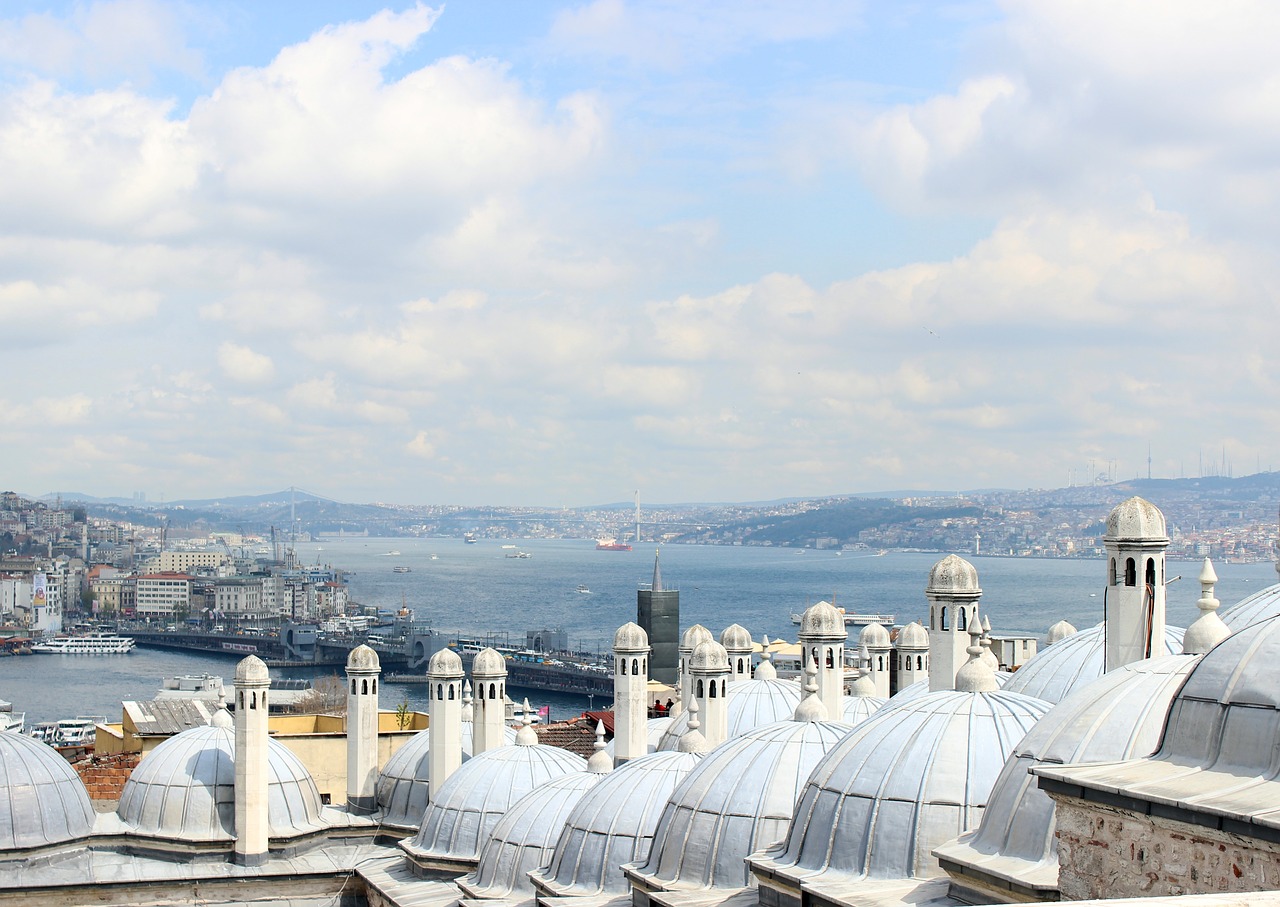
[[1, 1, 1277, 506]]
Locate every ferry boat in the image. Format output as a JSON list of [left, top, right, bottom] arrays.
[[31, 633, 136, 655], [788, 608, 896, 627], [576, 584, 591, 594], [393, 565, 411, 573], [52, 717, 104, 747], [505, 550, 532, 559]]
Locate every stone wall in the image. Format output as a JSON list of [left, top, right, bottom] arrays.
[[73, 751, 140, 806], [1054, 794, 1280, 899]]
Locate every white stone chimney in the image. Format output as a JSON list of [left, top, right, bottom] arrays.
[[234, 655, 270, 866], [427, 647, 464, 799], [471, 647, 508, 755], [345, 644, 381, 813], [612, 622, 650, 766], [798, 601, 847, 720]]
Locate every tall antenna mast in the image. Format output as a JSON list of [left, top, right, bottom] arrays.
[[634, 490, 640, 545]]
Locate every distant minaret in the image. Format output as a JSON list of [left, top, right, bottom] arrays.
[[613, 622, 650, 765], [676, 624, 712, 710], [234, 655, 270, 866], [345, 644, 381, 813], [798, 601, 847, 720], [1103, 496, 1169, 671], [926, 554, 982, 692], [689, 640, 730, 749], [637, 549, 679, 685], [720, 624, 753, 681], [427, 648, 464, 799], [471, 648, 508, 755], [896, 621, 929, 691], [859, 623, 892, 699]]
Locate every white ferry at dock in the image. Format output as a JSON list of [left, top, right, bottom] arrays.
[[30, 633, 136, 655]]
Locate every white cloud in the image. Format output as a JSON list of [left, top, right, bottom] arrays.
[[406, 431, 436, 459], [216, 343, 275, 384]]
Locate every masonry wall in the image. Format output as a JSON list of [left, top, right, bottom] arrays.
[[73, 751, 141, 807], [1054, 795, 1280, 899]]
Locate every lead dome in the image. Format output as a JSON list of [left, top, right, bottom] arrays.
[[428, 647, 463, 675], [656, 676, 802, 751], [234, 654, 270, 684], [0, 731, 95, 852], [1002, 621, 1186, 703], [117, 723, 325, 841], [689, 640, 729, 672], [720, 623, 753, 651], [799, 601, 845, 638], [859, 622, 891, 648], [1105, 495, 1168, 541], [680, 625, 713, 649], [472, 647, 506, 675], [345, 644, 379, 671], [927, 554, 981, 595], [897, 621, 929, 649], [614, 622, 649, 650]]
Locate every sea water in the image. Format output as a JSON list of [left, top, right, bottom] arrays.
[[1, 539, 1274, 725]]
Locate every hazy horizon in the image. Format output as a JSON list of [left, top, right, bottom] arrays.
[[2, 2, 1275, 507]]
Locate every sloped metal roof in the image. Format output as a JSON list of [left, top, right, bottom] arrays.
[[123, 699, 216, 736]]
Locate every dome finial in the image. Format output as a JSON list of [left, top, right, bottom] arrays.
[[979, 613, 999, 671], [515, 699, 538, 745], [586, 720, 612, 772], [461, 680, 474, 721], [1183, 557, 1231, 654], [955, 620, 998, 692], [794, 656, 827, 722], [677, 697, 708, 754], [754, 635, 777, 680], [849, 644, 877, 698]]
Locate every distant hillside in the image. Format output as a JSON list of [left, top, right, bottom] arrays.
[[674, 498, 982, 547]]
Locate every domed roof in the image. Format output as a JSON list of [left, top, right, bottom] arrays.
[[346, 644, 380, 672], [428, 647, 463, 675], [0, 732, 94, 852], [614, 622, 649, 651], [376, 722, 518, 829], [799, 601, 846, 639], [605, 717, 672, 760], [632, 717, 853, 890], [680, 625, 713, 651], [656, 677, 802, 751], [472, 647, 507, 676], [531, 750, 702, 896], [935, 654, 1198, 886], [720, 624, 753, 652], [1044, 619, 1078, 645], [234, 654, 270, 684], [1002, 622, 1185, 704], [118, 724, 325, 841], [883, 679, 930, 709], [897, 621, 929, 649], [759, 689, 1049, 882], [689, 640, 729, 673], [1105, 496, 1168, 541], [458, 770, 604, 898], [842, 694, 888, 726], [1220, 581, 1280, 631], [405, 743, 586, 862], [859, 622, 891, 648], [927, 554, 981, 595]]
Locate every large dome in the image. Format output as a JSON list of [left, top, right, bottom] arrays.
[[1001, 621, 1185, 703], [657, 677, 802, 751], [935, 654, 1198, 894], [117, 723, 325, 842], [375, 722, 518, 829], [758, 689, 1049, 882], [404, 741, 585, 864], [1220, 581, 1280, 630], [531, 750, 702, 897], [1104, 496, 1167, 541], [630, 717, 853, 890], [0, 732, 95, 852], [458, 769, 604, 898]]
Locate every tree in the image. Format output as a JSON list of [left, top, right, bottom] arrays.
[[395, 695, 412, 730]]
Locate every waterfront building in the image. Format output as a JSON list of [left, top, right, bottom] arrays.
[[133, 572, 192, 621]]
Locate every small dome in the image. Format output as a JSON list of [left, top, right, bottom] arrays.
[[799, 601, 846, 639], [376, 723, 518, 829], [1045, 619, 1078, 645], [680, 625, 713, 651], [632, 718, 853, 890], [458, 770, 604, 899], [720, 624, 753, 652], [346, 644, 380, 672], [689, 640, 729, 673], [0, 732, 94, 852], [118, 724, 325, 841], [859, 622, 891, 648], [936, 654, 1198, 886], [842, 694, 887, 726], [927, 554, 981, 595], [234, 654, 270, 684], [1220, 582, 1280, 631], [759, 689, 1049, 882], [405, 742, 586, 862], [1104, 496, 1168, 541], [897, 621, 929, 649], [656, 677, 802, 751], [614, 622, 649, 651], [428, 647, 463, 676], [1002, 622, 1186, 704], [531, 750, 702, 897], [472, 647, 507, 676]]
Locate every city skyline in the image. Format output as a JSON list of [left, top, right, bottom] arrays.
[[1, 2, 1276, 506]]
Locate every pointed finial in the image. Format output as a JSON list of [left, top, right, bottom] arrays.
[[1183, 557, 1230, 654], [651, 548, 664, 593], [515, 698, 538, 745], [461, 680, 474, 721], [955, 619, 998, 692], [794, 656, 827, 722], [677, 696, 708, 753], [754, 635, 777, 680], [668, 684, 684, 718], [586, 719, 612, 772], [850, 644, 877, 698], [979, 614, 999, 671]]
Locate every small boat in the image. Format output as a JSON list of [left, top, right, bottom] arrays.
[[382, 550, 401, 557], [464, 534, 478, 544], [595, 538, 632, 551], [576, 584, 591, 594], [506, 551, 532, 559], [393, 566, 411, 573]]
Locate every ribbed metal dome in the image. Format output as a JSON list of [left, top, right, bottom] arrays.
[[614, 622, 649, 650], [762, 689, 1049, 882], [1002, 622, 1185, 703], [936, 654, 1198, 887], [656, 677, 802, 751], [720, 624, 753, 652], [859, 622, 891, 648], [841, 693, 887, 725], [458, 770, 604, 898], [799, 601, 845, 638], [405, 742, 585, 861], [375, 722, 518, 829], [346, 644, 380, 671], [632, 717, 853, 890], [1220, 582, 1280, 630], [472, 647, 507, 675], [117, 724, 325, 841], [532, 750, 703, 896], [0, 732, 95, 852]]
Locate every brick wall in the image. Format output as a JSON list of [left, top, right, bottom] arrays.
[[73, 751, 140, 803], [1055, 794, 1280, 899]]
